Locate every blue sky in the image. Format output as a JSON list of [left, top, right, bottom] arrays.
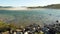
[[0, 0, 60, 6]]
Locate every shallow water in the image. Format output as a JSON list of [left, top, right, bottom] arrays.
[[0, 9, 60, 25]]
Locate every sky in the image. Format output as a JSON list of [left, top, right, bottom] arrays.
[[0, 0, 60, 7]]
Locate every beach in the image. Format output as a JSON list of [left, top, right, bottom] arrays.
[[0, 7, 27, 10]]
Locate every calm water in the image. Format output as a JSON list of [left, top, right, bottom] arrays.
[[0, 9, 60, 25]]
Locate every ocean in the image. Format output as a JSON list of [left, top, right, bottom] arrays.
[[0, 9, 60, 25]]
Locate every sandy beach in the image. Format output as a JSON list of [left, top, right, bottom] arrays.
[[0, 7, 28, 10]]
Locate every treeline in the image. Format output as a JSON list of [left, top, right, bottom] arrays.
[[43, 4, 60, 9], [27, 4, 60, 9], [27, 6, 43, 9], [0, 4, 60, 9]]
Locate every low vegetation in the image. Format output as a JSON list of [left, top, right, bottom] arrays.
[[0, 21, 17, 32]]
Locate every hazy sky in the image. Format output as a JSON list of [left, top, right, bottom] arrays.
[[0, 0, 60, 6]]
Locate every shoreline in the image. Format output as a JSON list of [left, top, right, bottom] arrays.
[[0, 8, 60, 10], [0, 7, 27, 10]]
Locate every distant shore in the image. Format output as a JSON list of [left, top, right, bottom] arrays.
[[0, 7, 28, 10], [0, 4, 60, 10], [0, 8, 46, 10], [0, 7, 60, 10]]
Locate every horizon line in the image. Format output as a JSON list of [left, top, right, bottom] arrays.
[[0, 3, 60, 7]]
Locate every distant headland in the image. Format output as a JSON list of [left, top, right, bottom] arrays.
[[0, 4, 60, 10], [27, 4, 60, 9]]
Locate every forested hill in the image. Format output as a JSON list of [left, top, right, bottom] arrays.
[[27, 4, 60, 9], [0, 4, 60, 9], [42, 4, 60, 9]]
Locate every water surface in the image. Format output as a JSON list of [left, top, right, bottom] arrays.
[[0, 9, 60, 25]]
